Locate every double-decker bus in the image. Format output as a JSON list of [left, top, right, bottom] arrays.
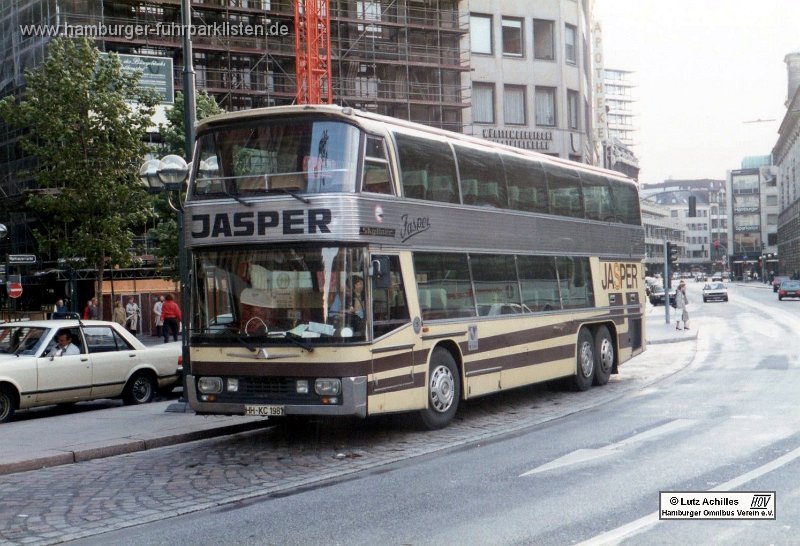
[[185, 105, 645, 429]]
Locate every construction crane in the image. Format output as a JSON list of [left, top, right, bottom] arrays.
[[294, 0, 333, 104]]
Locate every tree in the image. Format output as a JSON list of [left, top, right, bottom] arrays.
[[160, 91, 223, 157], [152, 91, 223, 276], [0, 38, 159, 318]]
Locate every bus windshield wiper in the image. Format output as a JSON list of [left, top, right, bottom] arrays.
[[271, 188, 310, 204], [270, 330, 314, 352], [224, 188, 253, 207]]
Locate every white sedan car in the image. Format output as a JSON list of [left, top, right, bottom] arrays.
[[0, 320, 181, 423]]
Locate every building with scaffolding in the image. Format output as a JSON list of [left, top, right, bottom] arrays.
[[0, 0, 469, 314]]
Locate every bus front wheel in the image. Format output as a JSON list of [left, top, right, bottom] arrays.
[[418, 348, 460, 430], [571, 328, 595, 391]]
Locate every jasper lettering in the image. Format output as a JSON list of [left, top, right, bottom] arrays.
[[191, 208, 332, 239], [400, 214, 431, 242], [601, 262, 639, 291]]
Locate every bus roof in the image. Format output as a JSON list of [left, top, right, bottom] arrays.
[[195, 104, 636, 185]]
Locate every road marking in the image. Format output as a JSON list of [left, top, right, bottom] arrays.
[[520, 419, 695, 477], [577, 443, 800, 545]]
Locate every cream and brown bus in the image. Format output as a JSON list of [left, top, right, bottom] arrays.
[[185, 105, 646, 429]]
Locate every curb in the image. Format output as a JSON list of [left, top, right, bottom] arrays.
[[0, 420, 273, 476]]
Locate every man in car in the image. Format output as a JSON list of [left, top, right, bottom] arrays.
[[54, 331, 80, 356]]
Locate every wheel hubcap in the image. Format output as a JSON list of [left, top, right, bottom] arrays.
[[580, 341, 594, 378], [599, 338, 614, 373], [133, 378, 151, 402], [429, 365, 455, 413], [0, 394, 9, 420]]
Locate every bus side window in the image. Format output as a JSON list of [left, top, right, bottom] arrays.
[[394, 133, 456, 202], [371, 256, 409, 338], [362, 136, 394, 195]]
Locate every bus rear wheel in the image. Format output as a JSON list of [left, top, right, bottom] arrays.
[[571, 328, 595, 391], [418, 348, 460, 430], [593, 326, 614, 386]]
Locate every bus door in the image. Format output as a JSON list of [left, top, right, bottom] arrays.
[[368, 255, 418, 405]]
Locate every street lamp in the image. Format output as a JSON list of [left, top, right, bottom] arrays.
[[139, 155, 190, 412]]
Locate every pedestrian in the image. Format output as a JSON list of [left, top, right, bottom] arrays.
[[160, 294, 182, 343], [153, 295, 165, 337], [125, 296, 140, 335], [112, 300, 127, 327], [675, 281, 689, 330], [53, 299, 67, 314], [83, 299, 94, 320], [89, 297, 99, 319]]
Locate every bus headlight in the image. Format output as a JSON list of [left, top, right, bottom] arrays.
[[296, 380, 309, 394], [198, 377, 223, 394], [315, 378, 341, 396], [226, 378, 239, 392]]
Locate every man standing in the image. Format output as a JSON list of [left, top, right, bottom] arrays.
[[125, 296, 140, 335], [160, 294, 182, 343]]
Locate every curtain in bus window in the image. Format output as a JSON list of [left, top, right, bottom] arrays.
[[413, 253, 475, 320], [556, 257, 594, 309], [580, 171, 614, 221], [454, 145, 507, 208], [470, 255, 523, 316], [543, 162, 583, 218], [395, 133, 457, 203], [517, 255, 560, 311], [501, 154, 548, 213], [609, 179, 642, 225]]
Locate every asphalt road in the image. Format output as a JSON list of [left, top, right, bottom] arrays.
[[65, 282, 800, 545]]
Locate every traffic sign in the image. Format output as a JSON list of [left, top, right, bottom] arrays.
[[8, 283, 22, 299], [8, 254, 36, 264]]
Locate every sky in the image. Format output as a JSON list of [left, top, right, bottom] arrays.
[[594, 0, 800, 185]]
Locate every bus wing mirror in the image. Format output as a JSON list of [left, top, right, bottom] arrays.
[[371, 257, 392, 289]]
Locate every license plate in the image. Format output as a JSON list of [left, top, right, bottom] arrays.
[[244, 404, 285, 417]]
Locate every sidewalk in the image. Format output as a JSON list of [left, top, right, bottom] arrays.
[[0, 307, 699, 476]]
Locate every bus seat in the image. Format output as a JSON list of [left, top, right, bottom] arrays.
[[418, 287, 447, 317], [403, 170, 428, 199], [428, 175, 456, 203], [478, 181, 501, 207], [461, 178, 479, 205]]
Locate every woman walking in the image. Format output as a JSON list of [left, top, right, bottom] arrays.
[[675, 281, 689, 330]]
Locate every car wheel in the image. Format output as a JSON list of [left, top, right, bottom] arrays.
[[779, 296, 783, 301], [417, 348, 460, 430], [703, 297, 707, 302], [0, 386, 16, 423], [592, 326, 614, 386], [571, 328, 595, 392], [123, 372, 157, 405]]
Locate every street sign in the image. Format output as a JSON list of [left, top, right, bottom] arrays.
[[8, 283, 22, 298], [8, 254, 37, 264]]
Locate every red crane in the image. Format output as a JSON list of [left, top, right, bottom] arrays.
[[294, 0, 333, 104]]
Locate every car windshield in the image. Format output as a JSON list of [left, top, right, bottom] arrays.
[[781, 281, 800, 289], [706, 283, 725, 290], [192, 245, 370, 344], [0, 326, 49, 356]]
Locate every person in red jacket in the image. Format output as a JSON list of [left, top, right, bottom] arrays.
[[160, 294, 182, 343]]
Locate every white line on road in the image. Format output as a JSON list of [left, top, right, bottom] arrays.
[[519, 419, 695, 477], [577, 443, 800, 545]]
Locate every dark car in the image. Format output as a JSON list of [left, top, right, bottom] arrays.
[[778, 280, 800, 300], [773, 276, 791, 292], [648, 285, 676, 306]]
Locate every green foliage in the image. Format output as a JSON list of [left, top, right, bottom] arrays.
[[160, 91, 223, 157], [0, 37, 160, 312]]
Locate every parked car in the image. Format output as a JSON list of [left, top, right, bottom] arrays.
[[702, 282, 729, 302], [648, 284, 676, 306], [772, 276, 791, 292], [694, 273, 707, 282], [778, 280, 800, 300], [0, 320, 181, 423]]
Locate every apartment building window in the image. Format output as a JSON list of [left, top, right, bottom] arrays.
[[567, 89, 579, 130], [533, 19, 555, 60], [471, 14, 493, 55], [504, 85, 526, 125], [535, 87, 556, 126], [502, 18, 523, 57], [565, 24, 577, 65], [473, 83, 495, 123]]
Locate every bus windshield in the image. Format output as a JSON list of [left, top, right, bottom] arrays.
[[192, 246, 369, 344], [192, 119, 361, 198]]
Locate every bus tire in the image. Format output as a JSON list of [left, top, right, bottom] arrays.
[[417, 348, 460, 430], [593, 326, 614, 386], [571, 328, 595, 391]]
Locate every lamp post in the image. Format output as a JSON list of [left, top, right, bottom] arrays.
[[140, 155, 190, 412]]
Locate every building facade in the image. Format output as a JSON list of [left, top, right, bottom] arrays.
[[602, 67, 639, 180], [775, 50, 800, 277], [465, 0, 597, 164]]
